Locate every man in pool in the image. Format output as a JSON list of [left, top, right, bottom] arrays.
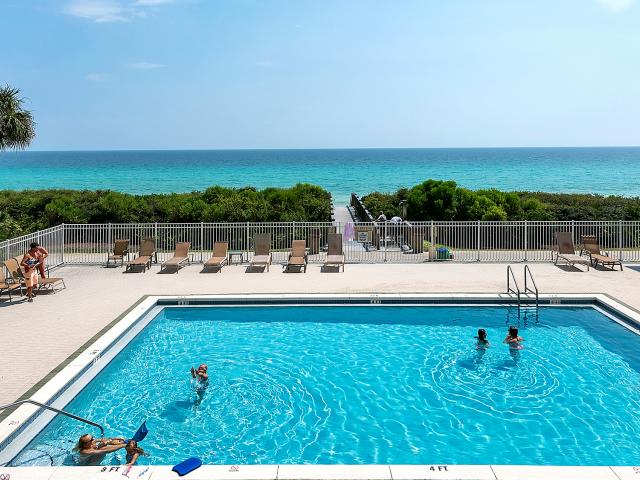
[[74, 434, 126, 465]]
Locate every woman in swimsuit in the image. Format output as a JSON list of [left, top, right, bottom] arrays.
[[503, 326, 524, 349], [125, 439, 147, 465], [476, 328, 490, 349]]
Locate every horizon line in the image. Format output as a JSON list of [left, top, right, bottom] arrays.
[[4, 145, 640, 154]]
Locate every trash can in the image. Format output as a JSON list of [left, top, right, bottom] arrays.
[[436, 246, 450, 260]]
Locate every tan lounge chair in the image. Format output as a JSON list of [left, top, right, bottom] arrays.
[[249, 234, 272, 271], [0, 267, 22, 301], [161, 242, 191, 273], [203, 242, 228, 272], [554, 232, 590, 271], [107, 239, 130, 267], [4, 258, 66, 293], [284, 240, 308, 273], [324, 233, 345, 272], [581, 235, 623, 271], [126, 238, 156, 272]]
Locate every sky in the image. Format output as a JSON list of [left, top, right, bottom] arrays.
[[1, 0, 639, 150]]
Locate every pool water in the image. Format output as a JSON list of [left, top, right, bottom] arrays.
[[10, 306, 640, 466]]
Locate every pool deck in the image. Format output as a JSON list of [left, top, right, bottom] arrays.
[[2, 263, 640, 478], [1, 261, 640, 407]]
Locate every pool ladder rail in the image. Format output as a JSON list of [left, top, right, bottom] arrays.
[[0, 398, 105, 435], [506, 265, 539, 315]]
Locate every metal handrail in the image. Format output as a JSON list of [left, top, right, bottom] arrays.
[[524, 264, 539, 308], [506, 265, 521, 310], [0, 399, 104, 435]]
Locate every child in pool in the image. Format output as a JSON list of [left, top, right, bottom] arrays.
[[125, 439, 147, 465], [503, 326, 524, 349], [475, 328, 490, 349]]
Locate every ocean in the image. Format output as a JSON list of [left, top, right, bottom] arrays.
[[0, 147, 638, 205]]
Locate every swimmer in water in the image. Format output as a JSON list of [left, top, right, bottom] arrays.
[[190, 364, 209, 383], [503, 326, 524, 349], [190, 363, 209, 407], [124, 439, 147, 466], [475, 328, 489, 349]]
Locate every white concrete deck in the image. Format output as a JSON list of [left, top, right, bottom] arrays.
[[1, 261, 639, 405]]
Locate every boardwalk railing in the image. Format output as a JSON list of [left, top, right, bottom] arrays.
[[1, 221, 640, 266]]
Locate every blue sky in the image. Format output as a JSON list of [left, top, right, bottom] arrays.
[[1, 0, 639, 150]]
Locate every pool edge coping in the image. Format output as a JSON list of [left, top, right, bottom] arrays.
[[2, 292, 639, 478]]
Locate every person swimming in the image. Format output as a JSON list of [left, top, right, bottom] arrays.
[[190, 363, 209, 406], [476, 328, 490, 349], [503, 326, 524, 349], [190, 364, 209, 383], [124, 439, 147, 466], [73, 434, 125, 466]]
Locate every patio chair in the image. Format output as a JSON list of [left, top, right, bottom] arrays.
[[284, 240, 308, 273], [0, 267, 22, 301], [107, 239, 130, 267], [554, 232, 590, 271], [3, 257, 66, 293], [126, 238, 156, 272], [249, 233, 272, 271], [160, 242, 191, 273], [580, 235, 623, 271], [323, 233, 345, 272], [203, 242, 228, 272]]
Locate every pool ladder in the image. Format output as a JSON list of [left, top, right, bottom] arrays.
[[506, 265, 539, 316], [0, 398, 105, 435]]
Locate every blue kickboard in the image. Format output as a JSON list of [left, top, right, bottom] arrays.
[[172, 457, 203, 476]]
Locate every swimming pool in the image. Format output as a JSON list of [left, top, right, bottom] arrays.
[[7, 302, 640, 467]]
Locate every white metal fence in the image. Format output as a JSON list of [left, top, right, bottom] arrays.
[[1, 221, 639, 267]]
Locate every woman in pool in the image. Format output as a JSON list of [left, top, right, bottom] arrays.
[[503, 326, 524, 349], [476, 328, 489, 349], [73, 434, 125, 466], [124, 439, 147, 466]]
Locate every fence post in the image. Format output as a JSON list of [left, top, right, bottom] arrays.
[[476, 220, 481, 262], [383, 222, 388, 262], [430, 221, 434, 262], [571, 220, 575, 244], [246, 222, 250, 260], [619, 220, 623, 261], [524, 220, 528, 262], [200, 222, 204, 263], [61, 223, 65, 265], [108, 223, 112, 254]]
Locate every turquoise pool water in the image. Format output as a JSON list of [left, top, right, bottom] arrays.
[[10, 305, 640, 466]]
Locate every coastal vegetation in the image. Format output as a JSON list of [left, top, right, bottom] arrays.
[[0, 85, 35, 151], [361, 179, 640, 222], [0, 184, 332, 241]]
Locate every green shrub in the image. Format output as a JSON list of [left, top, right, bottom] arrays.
[[0, 183, 332, 241]]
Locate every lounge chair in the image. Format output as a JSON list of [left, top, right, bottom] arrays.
[[107, 239, 130, 267], [203, 242, 228, 272], [126, 238, 156, 272], [0, 267, 22, 301], [284, 240, 308, 273], [160, 242, 191, 273], [3, 258, 66, 293], [554, 232, 590, 271], [323, 233, 345, 272], [581, 235, 623, 271], [249, 234, 272, 271]]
